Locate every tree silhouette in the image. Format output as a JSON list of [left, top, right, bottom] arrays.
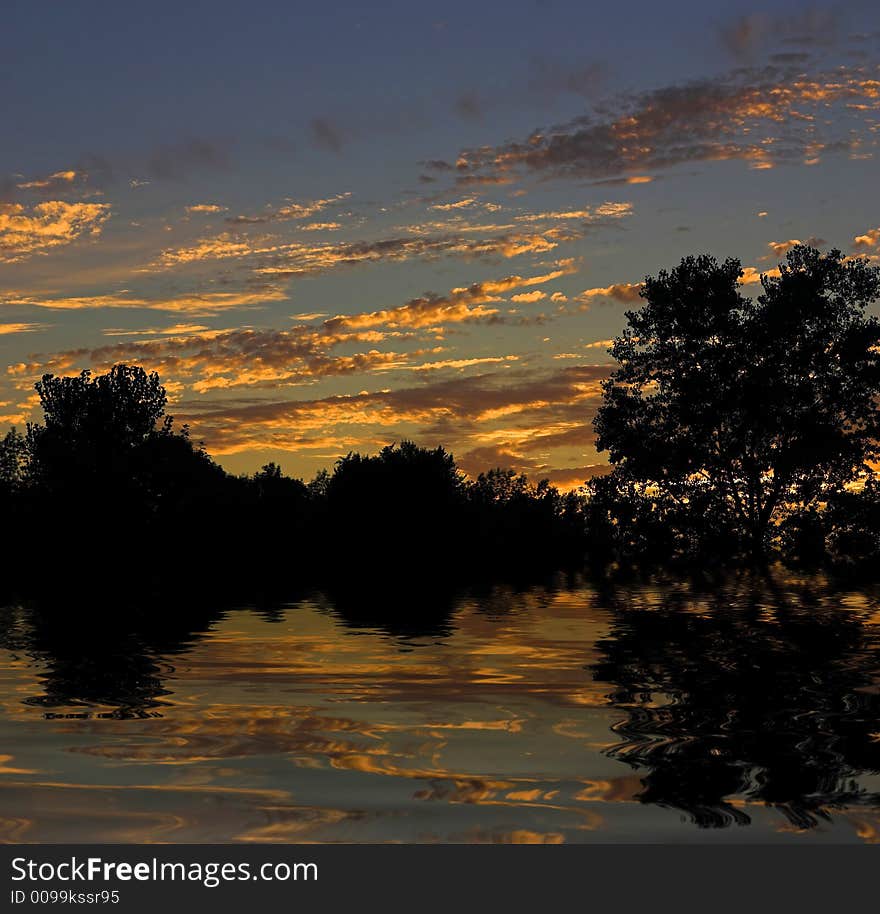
[[466, 469, 586, 569], [21, 364, 227, 582], [821, 477, 880, 569], [0, 428, 28, 494], [27, 364, 172, 494], [323, 441, 465, 574], [595, 247, 880, 556]]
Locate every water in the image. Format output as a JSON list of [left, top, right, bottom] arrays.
[[0, 572, 878, 843]]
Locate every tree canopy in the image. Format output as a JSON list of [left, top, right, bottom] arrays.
[[594, 246, 880, 554]]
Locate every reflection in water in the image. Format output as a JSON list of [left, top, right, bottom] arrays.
[[322, 579, 462, 640], [0, 603, 221, 718], [590, 576, 880, 830], [0, 573, 878, 843]]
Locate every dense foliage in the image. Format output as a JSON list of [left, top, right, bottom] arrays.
[[595, 245, 880, 559]]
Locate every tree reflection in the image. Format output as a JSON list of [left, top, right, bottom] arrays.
[[322, 578, 461, 640], [0, 601, 222, 718], [591, 575, 880, 828]]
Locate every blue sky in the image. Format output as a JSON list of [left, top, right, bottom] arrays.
[[2, 0, 880, 486]]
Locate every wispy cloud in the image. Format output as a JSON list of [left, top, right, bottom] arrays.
[[185, 203, 228, 214], [441, 64, 880, 185], [225, 193, 351, 226], [8, 266, 577, 394], [16, 170, 80, 193], [322, 263, 576, 332], [174, 364, 610, 459], [0, 322, 45, 336], [4, 286, 288, 315], [154, 224, 587, 276], [718, 8, 840, 60], [515, 202, 633, 223]]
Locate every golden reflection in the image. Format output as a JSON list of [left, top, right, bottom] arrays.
[[0, 575, 878, 843]]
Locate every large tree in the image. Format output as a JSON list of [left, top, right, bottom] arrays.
[[27, 363, 170, 490], [26, 364, 222, 524], [594, 246, 880, 555]]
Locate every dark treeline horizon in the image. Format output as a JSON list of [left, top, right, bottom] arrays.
[[3, 244, 880, 602]]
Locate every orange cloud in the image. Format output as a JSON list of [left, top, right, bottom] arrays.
[[0, 322, 45, 336], [8, 266, 576, 395], [510, 290, 546, 303], [225, 193, 351, 225], [0, 200, 110, 263], [155, 233, 282, 266], [176, 364, 610, 457], [101, 323, 212, 337], [767, 237, 824, 257], [739, 266, 781, 284], [4, 286, 288, 315], [322, 263, 577, 332], [185, 204, 227, 214], [400, 355, 520, 372], [853, 228, 880, 250], [430, 197, 500, 213], [154, 223, 584, 276], [6, 325, 408, 393], [16, 170, 78, 191], [576, 282, 643, 305], [515, 202, 633, 222]]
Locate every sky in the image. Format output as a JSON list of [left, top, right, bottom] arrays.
[[2, 0, 880, 488]]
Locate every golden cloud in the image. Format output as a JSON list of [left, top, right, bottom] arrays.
[[185, 204, 228, 214], [226, 192, 351, 225], [8, 267, 576, 396], [16, 170, 78, 191], [0, 200, 110, 263], [430, 197, 501, 213], [399, 355, 520, 372], [4, 286, 288, 315], [0, 322, 45, 336], [853, 228, 880, 250], [6, 326, 408, 393], [510, 290, 546, 303], [739, 266, 782, 284], [767, 237, 824, 256], [515, 202, 634, 222], [155, 234, 282, 266], [322, 263, 577, 332], [175, 364, 610, 457], [101, 323, 212, 337], [154, 224, 585, 275], [576, 282, 643, 305]]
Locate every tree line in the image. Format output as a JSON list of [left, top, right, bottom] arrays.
[[1, 245, 879, 597]]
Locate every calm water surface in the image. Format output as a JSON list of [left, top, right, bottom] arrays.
[[0, 573, 878, 843]]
